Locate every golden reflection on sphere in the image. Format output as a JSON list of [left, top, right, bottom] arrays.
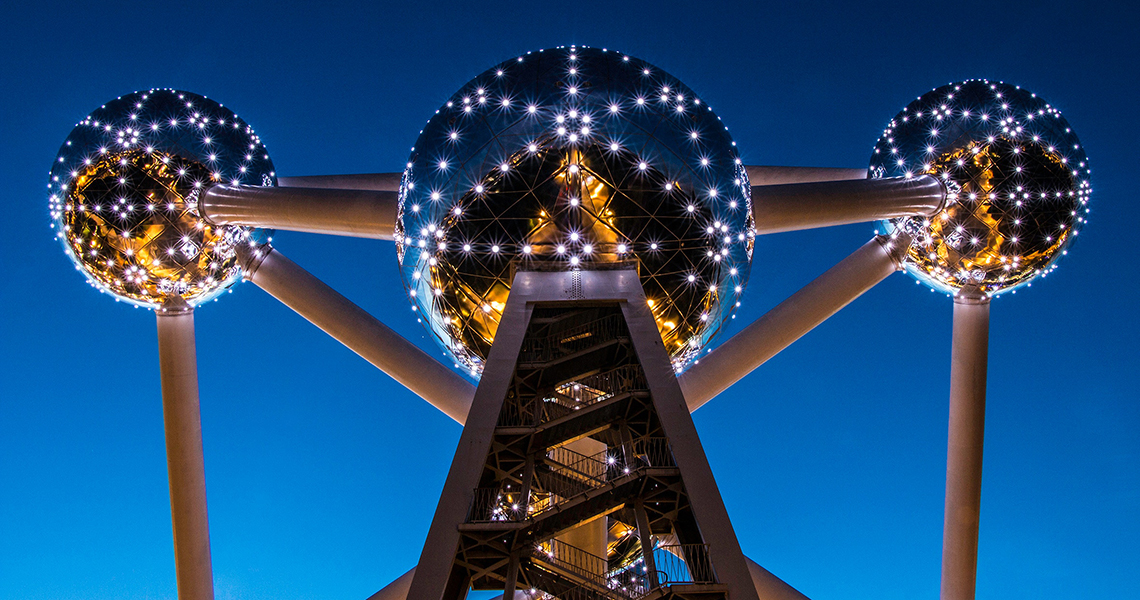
[[870, 80, 1090, 295], [48, 89, 276, 307], [397, 47, 754, 376]]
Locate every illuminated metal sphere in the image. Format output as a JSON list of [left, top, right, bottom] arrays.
[[870, 80, 1090, 295], [48, 89, 276, 308], [398, 46, 753, 375]]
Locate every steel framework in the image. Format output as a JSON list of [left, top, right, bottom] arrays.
[[129, 164, 1001, 600], [50, 76, 1079, 600]]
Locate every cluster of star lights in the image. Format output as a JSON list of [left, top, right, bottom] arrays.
[[396, 46, 755, 376], [870, 80, 1091, 296], [47, 89, 276, 308]]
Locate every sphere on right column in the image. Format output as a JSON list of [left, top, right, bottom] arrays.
[[870, 80, 1091, 295]]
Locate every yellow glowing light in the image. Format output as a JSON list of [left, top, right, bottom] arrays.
[[60, 150, 247, 305]]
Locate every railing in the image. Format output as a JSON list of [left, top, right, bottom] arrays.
[[532, 539, 609, 589], [610, 569, 665, 598], [653, 544, 717, 584], [527, 445, 612, 513], [519, 314, 626, 364], [533, 467, 596, 506], [525, 542, 715, 599], [497, 393, 544, 428], [468, 487, 530, 522], [547, 445, 607, 482], [552, 365, 647, 404], [468, 438, 674, 523], [625, 437, 673, 469], [527, 582, 628, 600], [498, 365, 647, 428], [544, 437, 674, 491], [530, 539, 656, 600]]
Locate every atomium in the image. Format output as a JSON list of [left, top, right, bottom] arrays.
[[396, 47, 753, 375], [47, 88, 276, 307], [41, 49, 1097, 600], [870, 80, 1091, 295]]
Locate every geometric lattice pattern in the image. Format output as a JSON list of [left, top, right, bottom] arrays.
[[48, 89, 276, 307], [870, 80, 1091, 295], [450, 304, 727, 600], [396, 47, 754, 375]]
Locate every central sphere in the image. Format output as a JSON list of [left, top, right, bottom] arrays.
[[398, 46, 753, 376]]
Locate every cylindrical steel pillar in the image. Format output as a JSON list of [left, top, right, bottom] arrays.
[[678, 235, 908, 410], [745, 165, 867, 186], [201, 184, 398, 240], [941, 292, 990, 600], [751, 175, 944, 234], [155, 300, 214, 600], [240, 246, 476, 423]]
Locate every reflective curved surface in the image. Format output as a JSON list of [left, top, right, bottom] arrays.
[[870, 80, 1090, 295], [397, 46, 753, 375], [48, 89, 276, 307]]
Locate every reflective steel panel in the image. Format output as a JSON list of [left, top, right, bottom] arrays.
[[870, 80, 1090, 295], [398, 46, 753, 376], [48, 89, 276, 307]]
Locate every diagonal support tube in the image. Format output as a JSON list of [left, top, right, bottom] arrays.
[[156, 299, 215, 600], [201, 184, 399, 240], [239, 246, 475, 422], [941, 292, 990, 600], [679, 235, 909, 411], [751, 175, 945, 235]]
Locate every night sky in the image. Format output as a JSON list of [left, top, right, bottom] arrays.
[[2, 2, 1137, 599]]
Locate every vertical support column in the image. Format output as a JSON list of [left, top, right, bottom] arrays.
[[156, 299, 214, 600], [518, 455, 536, 515], [634, 500, 659, 587], [940, 292, 990, 600], [501, 555, 520, 600]]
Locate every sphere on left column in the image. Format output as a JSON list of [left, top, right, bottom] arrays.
[[48, 89, 276, 307]]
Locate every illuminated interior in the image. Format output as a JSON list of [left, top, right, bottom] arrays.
[[47, 88, 276, 307], [58, 150, 249, 305], [397, 47, 754, 376]]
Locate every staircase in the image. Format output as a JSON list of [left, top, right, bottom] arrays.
[[414, 290, 744, 600], [466, 437, 677, 535]]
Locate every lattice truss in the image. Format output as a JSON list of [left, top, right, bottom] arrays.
[[453, 306, 717, 600]]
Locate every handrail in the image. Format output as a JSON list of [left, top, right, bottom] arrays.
[[468, 487, 530, 522], [529, 539, 659, 600], [627, 438, 675, 469], [467, 438, 675, 522], [552, 365, 647, 405], [532, 539, 610, 591], [498, 364, 647, 428], [520, 314, 626, 364], [654, 544, 717, 584]]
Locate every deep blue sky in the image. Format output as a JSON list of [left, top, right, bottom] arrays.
[[2, 1, 1136, 599]]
